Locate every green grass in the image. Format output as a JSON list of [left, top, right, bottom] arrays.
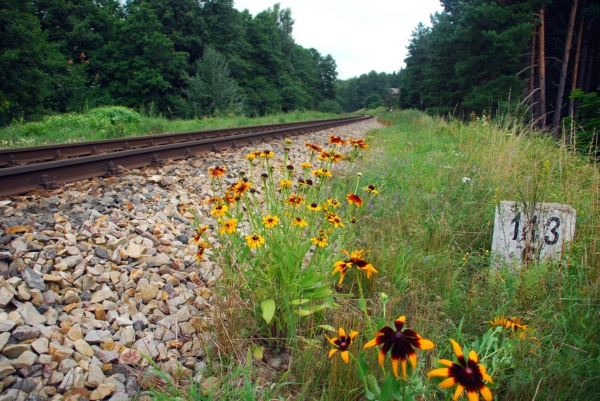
[[0, 107, 347, 149], [133, 107, 599, 400]]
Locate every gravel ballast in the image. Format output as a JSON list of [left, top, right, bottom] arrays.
[[0, 118, 382, 400]]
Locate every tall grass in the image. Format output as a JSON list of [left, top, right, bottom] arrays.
[[0, 107, 346, 149], [144, 107, 599, 400]]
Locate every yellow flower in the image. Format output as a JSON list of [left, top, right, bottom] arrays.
[[195, 240, 210, 263], [307, 202, 322, 211], [364, 184, 379, 194], [326, 328, 359, 363], [262, 214, 280, 228], [327, 198, 341, 208], [301, 162, 312, 169], [245, 233, 265, 248], [219, 219, 238, 235], [311, 230, 328, 247], [326, 213, 344, 228], [332, 249, 377, 285], [210, 204, 229, 217], [279, 179, 292, 188], [208, 166, 227, 178], [291, 217, 308, 227], [312, 168, 332, 178], [259, 150, 274, 158]]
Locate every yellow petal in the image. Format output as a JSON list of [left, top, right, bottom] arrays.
[[453, 384, 464, 401], [438, 359, 454, 367], [349, 331, 359, 340], [341, 351, 349, 363], [450, 339, 464, 359], [427, 368, 450, 378], [438, 377, 457, 389], [401, 358, 407, 379], [482, 372, 494, 384], [328, 349, 338, 358], [480, 386, 493, 401], [339, 327, 346, 338], [396, 316, 406, 325], [391, 357, 399, 378], [378, 349, 386, 367], [469, 349, 479, 364]]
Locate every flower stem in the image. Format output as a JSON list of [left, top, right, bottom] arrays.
[[356, 275, 373, 335]]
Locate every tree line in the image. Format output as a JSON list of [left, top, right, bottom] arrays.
[[335, 0, 600, 147], [0, 0, 339, 126]]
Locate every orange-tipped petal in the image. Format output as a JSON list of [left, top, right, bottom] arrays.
[[480, 385, 493, 401], [340, 350, 349, 363], [391, 356, 399, 378], [378, 348, 386, 367], [438, 377, 457, 389], [428, 368, 450, 378], [328, 348, 338, 358], [408, 352, 417, 370], [438, 359, 454, 367], [467, 389, 479, 401], [482, 372, 494, 383], [401, 358, 407, 379], [325, 335, 338, 347], [349, 331, 359, 340], [450, 339, 464, 359], [363, 338, 379, 350], [418, 338, 435, 350], [339, 327, 346, 338], [453, 384, 465, 401]]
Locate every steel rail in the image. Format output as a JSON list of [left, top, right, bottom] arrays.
[[0, 115, 372, 198], [0, 116, 363, 168]]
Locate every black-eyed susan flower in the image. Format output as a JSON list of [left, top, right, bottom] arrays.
[[285, 138, 293, 144], [349, 138, 369, 149], [312, 168, 332, 178], [331, 153, 344, 163], [311, 231, 328, 247], [326, 213, 344, 228], [306, 143, 323, 153], [327, 198, 341, 208], [245, 233, 265, 248], [326, 328, 359, 363], [219, 219, 238, 235], [364, 184, 379, 194], [346, 193, 363, 206], [193, 226, 209, 244], [351, 216, 357, 224], [291, 217, 308, 227], [195, 240, 210, 263], [364, 316, 434, 379], [279, 179, 292, 188], [427, 339, 493, 401], [259, 150, 274, 158], [233, 181, 252, 195], [332, 249, 377, 285], [328, 135, 346, 146], [208, 166, 227, 178], [307, 202, 322, 212], [287, 194, 304, 207], [246, 152, 256, 161], [301, 162, 312, 169], [317, 152, 331, 162], [210, 204, 228, 217], [262, 214, 280, 228], [489, 316, 527, 331]]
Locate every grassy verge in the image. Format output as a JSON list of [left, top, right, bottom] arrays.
[[0, 107, 346, 149], [146, 108, 599, 401]]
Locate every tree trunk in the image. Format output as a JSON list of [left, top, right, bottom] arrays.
[[538, 9, 547, 129], [568, 20, 584, 120], [552, 0, 579, 138], [529, 24, 537, 123]]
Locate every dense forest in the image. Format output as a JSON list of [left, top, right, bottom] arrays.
[[336, 0, 600, 144], [0, 0, 338, 126]]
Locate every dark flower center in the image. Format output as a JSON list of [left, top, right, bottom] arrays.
[[394, 331, 404, 340], [464, 367, 474, 376], [311, 203, 317, 207], [340, 341, 348, 349]]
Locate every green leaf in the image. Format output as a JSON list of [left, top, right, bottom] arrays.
[[380, 373, 401, 401], [318, 324, 336, 333], [251, 344, 264, 360], [296, 309, 312, 317], [261, 299, 276, 324], [367, 374, 381, 396], [291, 298, 309, 305], [356, 351, 369, 382]]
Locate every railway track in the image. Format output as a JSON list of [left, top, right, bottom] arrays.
[[0, 115, 372, 198]]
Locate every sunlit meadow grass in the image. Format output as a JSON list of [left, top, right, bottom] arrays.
[[0, 107, 346, 149], [145, 108, 599, 401]]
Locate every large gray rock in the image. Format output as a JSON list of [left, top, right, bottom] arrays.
[[21, 267, 46, 291]]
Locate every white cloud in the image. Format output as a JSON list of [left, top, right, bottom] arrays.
[[234, 0, 443, 79]]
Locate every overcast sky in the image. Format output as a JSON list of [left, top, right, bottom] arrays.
[[233, 0, 443, 80]]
